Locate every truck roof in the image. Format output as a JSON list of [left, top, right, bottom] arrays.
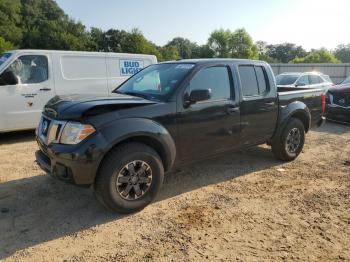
[[162, 58, 268, 65]]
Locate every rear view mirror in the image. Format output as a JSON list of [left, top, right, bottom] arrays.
[[0, 70, 18, 86], [190, 89, 211, 103]]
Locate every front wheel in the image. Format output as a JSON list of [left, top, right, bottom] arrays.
[[271, 118, 305, 161], [94, 142, 164, 213]]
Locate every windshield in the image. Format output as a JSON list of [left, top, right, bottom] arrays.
[[0, 52, 12, 66], [342, 76, 350, 85], [276, 74, 300, 85], [114, 63, 195, 101]]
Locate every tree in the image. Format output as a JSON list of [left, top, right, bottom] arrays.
[[208, 29, 231, 58], [166, 37, 198, 59], [19, 0, 90, 50], [266, 43, 307, 63], [0, 0, 22, 45], [0, 37, 15, 53], [229, 28, 258, 59], [160, 45, 180, 61], [208, 28, 258, 59], [291, 48, 340, 63], [334, 44, 350, 63]]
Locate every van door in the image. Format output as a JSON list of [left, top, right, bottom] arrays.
[[106, 55, 154, 93], [0, 53, 54, 131]]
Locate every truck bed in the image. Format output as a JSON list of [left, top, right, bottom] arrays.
[[277, 87, 324, 127]]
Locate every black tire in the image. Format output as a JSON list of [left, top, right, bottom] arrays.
[[94, 142, 164, 213], [271, 118, 305, 161]]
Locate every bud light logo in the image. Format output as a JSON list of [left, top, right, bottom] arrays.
[[120, 60, 144, 76]]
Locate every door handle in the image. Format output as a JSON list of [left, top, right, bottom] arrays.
[[40, 88, 51, 91], [227, 106, 240, 114], [265, 102, 276, 107]]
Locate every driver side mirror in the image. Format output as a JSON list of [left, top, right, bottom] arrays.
[[189, 89, 212, 104], [0, 70, 18, 86]]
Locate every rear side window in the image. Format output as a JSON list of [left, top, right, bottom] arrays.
[[239, 65, 269, 96], [239, 66, 259, 96], [255, 66, 268, 94], [309, 75, 322, 84], [189, 66, 231, 101]]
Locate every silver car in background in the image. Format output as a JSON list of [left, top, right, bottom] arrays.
[[276, 72, 333, 91]]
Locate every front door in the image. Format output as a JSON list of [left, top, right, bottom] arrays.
[[177, 64, 240, 161], [0, 53, 54, 131]]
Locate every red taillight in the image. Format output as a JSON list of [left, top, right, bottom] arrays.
[[321, 93, 326, 115]]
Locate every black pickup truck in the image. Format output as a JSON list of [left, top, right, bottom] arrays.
[[35, 59, 325, 213]]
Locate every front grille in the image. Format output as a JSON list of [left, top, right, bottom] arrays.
[[38, 116, 66, 145], [333, 93, 350, 107]]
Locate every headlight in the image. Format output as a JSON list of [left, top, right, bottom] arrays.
[[60, 122, 95, 145]]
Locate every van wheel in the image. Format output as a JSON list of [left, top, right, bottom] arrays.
[[272, 118, 305, 161], [94, 142, 164, 213]]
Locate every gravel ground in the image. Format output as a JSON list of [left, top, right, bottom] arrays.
[[0, 122, 349, 261]]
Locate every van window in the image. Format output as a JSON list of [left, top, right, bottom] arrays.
[[189, 66, 231, 101], [0, 55, 48, 85], [239, 66, 259, 96], [61, 56, 106, 80]]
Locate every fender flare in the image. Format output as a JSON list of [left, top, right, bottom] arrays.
[[98, 118, 176, 172]]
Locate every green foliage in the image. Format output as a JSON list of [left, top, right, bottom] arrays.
[[159, 45, 180, 61], [334, 44, 350, 63], [208, 28, 258, 59], [166, 37, 198, 59], [0, 0, 22, 45], [0, 37, 15, 53], [265, 43, 307, 63], [291, 48, 340, 63]]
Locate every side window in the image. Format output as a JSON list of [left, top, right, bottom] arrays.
[[189, 66, 231, 101], [239, 66, 259, 96], [0, 55, 48, 85], [309, 75, 322, 85], [297, 75, 309, 85], [255, 66, 268, 94]]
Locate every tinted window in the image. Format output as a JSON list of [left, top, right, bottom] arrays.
[[309, 75, 322, 84], [255, 66, 268, 93], [189, 66, 231, 100], [297, 75, 309, 85], [239, 66, 259, 96], [0, 55, 48, 85], [276, 74, 299, 85]]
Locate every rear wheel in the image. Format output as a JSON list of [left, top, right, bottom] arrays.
[[94, 142, 164, 213], [272, 118, 305, 161]]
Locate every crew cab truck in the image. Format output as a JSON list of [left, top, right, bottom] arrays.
[[35, 59, 326, 213]]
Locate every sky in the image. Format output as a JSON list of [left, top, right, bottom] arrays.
[[55, 0, 349, 51]]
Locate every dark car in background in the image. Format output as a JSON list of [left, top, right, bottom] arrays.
[[325, 77, 350, 124]]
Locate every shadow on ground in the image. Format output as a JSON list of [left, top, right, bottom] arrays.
[[0, 130, 35, 145], [0, 145, 281, 259]]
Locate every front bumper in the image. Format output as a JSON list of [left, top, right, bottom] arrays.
[[325, 105, 350, 123], [35, 132, 108, 185]]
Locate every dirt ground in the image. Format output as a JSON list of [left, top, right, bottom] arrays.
[[0, 122, 349, 261]]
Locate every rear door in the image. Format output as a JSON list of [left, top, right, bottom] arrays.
[[0, 52, 54, 131], [238, 64, 278, 146]]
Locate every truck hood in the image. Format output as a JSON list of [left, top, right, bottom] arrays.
[[43, 93, 157, 120]]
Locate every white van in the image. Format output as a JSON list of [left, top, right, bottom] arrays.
[[0, 50, 157, 132]]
